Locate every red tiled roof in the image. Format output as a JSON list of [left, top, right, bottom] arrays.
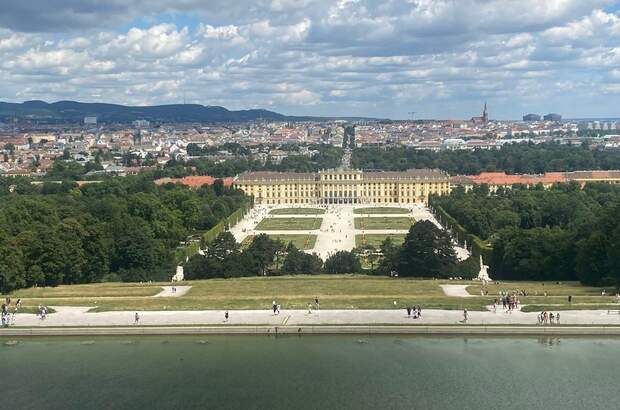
[[468, 172, 566, 185], [154, 176, 233, 188]]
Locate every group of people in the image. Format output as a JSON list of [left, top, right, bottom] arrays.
[[538, 311, 560, 325], [37, 304, 49, 319], [405, 306, 422, 319], [492, 294, 521, 312], [1, 297, 22, 327]]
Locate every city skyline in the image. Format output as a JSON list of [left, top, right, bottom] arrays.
[[1, 1, 620, 119]]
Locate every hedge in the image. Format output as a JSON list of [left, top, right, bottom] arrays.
[[175, 200, 252, 263], [428, 201, 493, 263]]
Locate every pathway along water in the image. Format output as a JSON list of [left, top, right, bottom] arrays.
[[1, 335, 618, 409]]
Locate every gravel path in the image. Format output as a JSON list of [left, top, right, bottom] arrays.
[[154, 286, 192, 297], [440, 285, 476, 298], [230, 204, 471, 261]]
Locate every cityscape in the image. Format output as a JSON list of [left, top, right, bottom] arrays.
[[2, 1, 620, 409]]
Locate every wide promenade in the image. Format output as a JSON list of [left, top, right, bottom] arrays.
[[7, 306, 620, 328]]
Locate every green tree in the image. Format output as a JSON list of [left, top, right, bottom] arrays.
[[324, 250, 361, 274], [397, 221, 456, 277]]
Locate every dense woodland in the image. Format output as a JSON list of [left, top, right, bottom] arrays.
[[432, 183, 620, 285], [352, 142, 620, 174], [0, 175, 246, 293], [184, 232, 324, 279]]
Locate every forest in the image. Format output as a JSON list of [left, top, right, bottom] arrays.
[[431, 183, 620, 285], [351, 142, 620, 175], [0, 175, 246, 293]]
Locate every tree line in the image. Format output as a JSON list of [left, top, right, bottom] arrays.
[[0, 175, 246, 293], [185, 222, 478, 281], [431, 183, 620, 286], [352, 142, 620, 175]]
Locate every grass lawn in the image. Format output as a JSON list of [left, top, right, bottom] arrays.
[[354, 207, 409, 214], [355, 234, 406, 248], [2, 276, 491, 312], [269, 208, 325, 215], [3, 276, 616, 313], [255, 217, 322, 231], [242, 234, 317, 250], [4, 283, 163, 298], [240, 236, 255, 249], [354, 217, 415, 230], [466, 281, 613, 297]]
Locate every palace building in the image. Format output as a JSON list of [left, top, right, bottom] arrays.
[[233, 169, 451, 205]]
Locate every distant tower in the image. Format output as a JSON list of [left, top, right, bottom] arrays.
[[482, 102, 488, 124]]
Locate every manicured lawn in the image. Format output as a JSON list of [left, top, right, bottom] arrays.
[[355, 234, 406, 248], [270, 208, 325, 215], [3, 276, 491, 311], [354, 217, 415, 230], [4, 276, 615, 313], [242, 234, 317, 250], [255, 217, 322, 230], [354, 207, 409, 214], [4, 283, 163, 298], [466, 281, 613, 297], [240, 236, 255, 249]]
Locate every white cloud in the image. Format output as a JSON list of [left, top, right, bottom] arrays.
[[1, 1, 620, 118]]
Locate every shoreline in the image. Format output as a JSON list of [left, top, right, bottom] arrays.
[[4, 324, 620, 337]]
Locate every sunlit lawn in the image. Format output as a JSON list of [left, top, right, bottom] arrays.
[[354, 217, 414, 230], [255, 217, 322, 230], [3, 276, 617, 313], [354, 207, 409, 214], [355, 234, 406, 248], [269, 208, 325, 215], [242, 234, 317, 250]]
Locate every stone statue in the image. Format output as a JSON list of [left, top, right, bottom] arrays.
[[477, 255, 491, 284], [172, 265, 184, 282]]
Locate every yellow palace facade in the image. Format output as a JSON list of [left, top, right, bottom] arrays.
[[233, 169, 451, 205]]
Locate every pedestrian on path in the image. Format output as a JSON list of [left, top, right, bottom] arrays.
[[224, 310, 229, 322], [307, 303, 313, 314], [134, 312, 140, 325], [315, 297, 320, 310], [463, 309, 468, 323]]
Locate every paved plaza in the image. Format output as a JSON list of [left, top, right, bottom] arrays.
[[9, 306, 620, 327], [230, 203, 470, 260]]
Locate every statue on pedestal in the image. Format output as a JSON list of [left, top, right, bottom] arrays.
[[477, 255, 491, 284]]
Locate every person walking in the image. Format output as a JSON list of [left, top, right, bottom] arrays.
[[272, 300, 278, 315], [307, 303, 313, 314], [134, 312, 140, 325], [463, 309, 468, 323], [315, 297, 320, 310], [224, 310, 229, 322], [406, 306, 411, 317]]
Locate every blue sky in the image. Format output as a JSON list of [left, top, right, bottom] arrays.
[[1, 0, 620, 119]]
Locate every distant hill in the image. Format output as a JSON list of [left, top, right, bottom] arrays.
[[0, 100, 379, 123]]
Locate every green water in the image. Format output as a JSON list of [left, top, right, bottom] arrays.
[[1, 335, 618, 409]]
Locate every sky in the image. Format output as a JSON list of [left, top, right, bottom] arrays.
[[1, 0, 620, 119]]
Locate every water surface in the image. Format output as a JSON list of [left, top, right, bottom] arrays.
[[1, 335, 617, 409]]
